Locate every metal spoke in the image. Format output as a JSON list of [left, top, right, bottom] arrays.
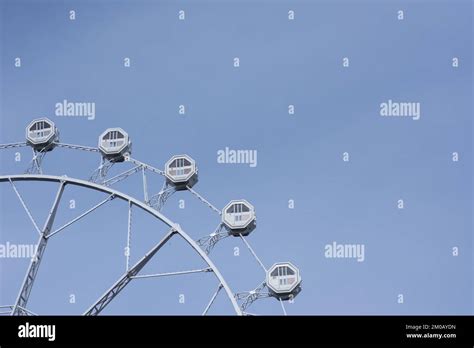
[[239, 234, 267, 272], [203, 283, 223, 315], [102, 165, 142, 187], [174, 230, 243, 315], [279, 298, 287, 316], [142, 167, 149, 203], [84, 228, 176, 315], [12, 181, 65, 315], [43, 181, 66, 236], [131, 267, 212, 280], [186, 186, 221, 215], [11, 235, 46, 315], [126, 156, 164, 176], [54, 142, 98, 152], [126, 201, 132, 271], [0, 142, 27, 149], [47, 194, 115, 239], [8, 178, 41, 235]]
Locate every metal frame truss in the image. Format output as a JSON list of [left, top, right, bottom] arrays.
[[25, 148, 47, 174], [89, 158, 115, 183], [84, 228, 177, 315], [11, 180, 65, 315], [0, 174, 243, 316], [0, 133, 289, 316], [147, 182, 176, 211], [197, 224, 230, 254], [235, 282, 271, 312]]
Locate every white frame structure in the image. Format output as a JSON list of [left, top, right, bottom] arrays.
[[0, 120, 302, 316]]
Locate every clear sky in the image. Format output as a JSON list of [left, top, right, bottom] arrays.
[[0, 0, 472, 315]]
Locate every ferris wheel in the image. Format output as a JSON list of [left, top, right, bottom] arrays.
[[0, 117, 302, 316]]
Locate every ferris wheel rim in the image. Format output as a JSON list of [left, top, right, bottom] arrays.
[[0, 173, 243, 316]]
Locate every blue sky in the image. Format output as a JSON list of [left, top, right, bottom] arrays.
[[0, 0, 472, 315]]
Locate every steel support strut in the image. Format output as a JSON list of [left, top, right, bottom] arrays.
[[84, 228, 177, 315], [235, 282, 270, 312], [11, 181, 66, 315], [1, 174, 243, 316], [203, 283, 223, 315], [148, 182, 176, 211]]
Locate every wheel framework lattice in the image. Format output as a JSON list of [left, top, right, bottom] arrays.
[[0, 119, 302, 315]]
